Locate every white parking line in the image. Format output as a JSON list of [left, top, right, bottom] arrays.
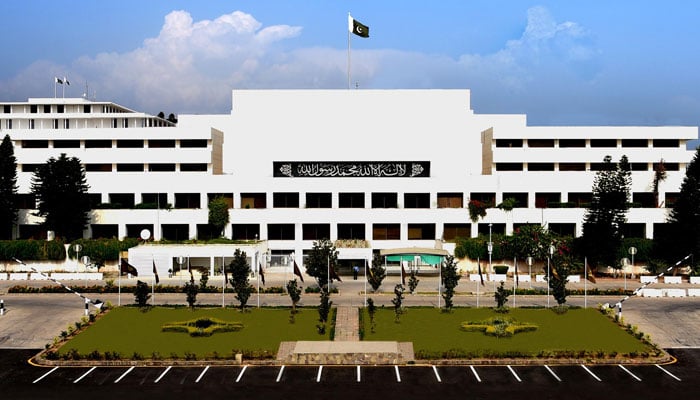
[[316, 366, 323, 383], [580, 364, 602, 382], [544, 365, 562, 382], [655, 364, 681, 381], [507, 365, 521, 382], [356, 365, 361, 383], [114, 366, 134, 383], [469, 365, 481, 382], [33, 366, 58, 384], [394, 365, 401, 382], [432, 366, 442, 383], [618, 365, 641, 382], [235, 365, 247, 383], [195, 366, 210, 383], [276, 365, 285, 383], [73, 366, 96, 383], [154, 366, 172, 383]]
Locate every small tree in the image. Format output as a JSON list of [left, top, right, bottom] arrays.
[[391, 284, 405, 323], [548, 241, 577, 306], [317, 285, 332, 334], [228, 249, 253, 310], [0, 135, 18, 240], [207, 197, 230, 237], [367, 254, 386, 292], [366, 298, 377, 333], [286, 279, 302, 314], [199, 271, 209, 291], [134, 280, 151, 308], [184, 275, 198, 309], [407, 270, 419, 294], [494, 282, 510, 310], [304, 239, 339, 288], [441, 255, 461, 311]]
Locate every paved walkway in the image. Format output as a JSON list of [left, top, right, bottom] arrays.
[[334, 306, 359, 341]]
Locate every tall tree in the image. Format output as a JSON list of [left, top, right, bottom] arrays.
[[228, 248, 253, 310], [207, 196, 230, 237], [581, 155, 631, 270], [441, 254, 461, 311], [367, 253, 387, 292], [661, 147, 700, 269], [304, 238, 339, 289], [31, 153, 90, 241], [0, 135, 18, 239]]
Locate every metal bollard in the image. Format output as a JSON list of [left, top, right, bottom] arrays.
[[1, 299, 4, 316], [85, 298, 89, 316]]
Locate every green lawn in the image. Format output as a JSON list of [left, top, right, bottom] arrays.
[[58, 307, 330, 359], [361, 307, 654, 358]]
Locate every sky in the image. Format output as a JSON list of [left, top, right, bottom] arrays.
[[1, 0, 700, 136]]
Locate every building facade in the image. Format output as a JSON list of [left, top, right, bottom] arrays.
[[1, 89, 697, 271]]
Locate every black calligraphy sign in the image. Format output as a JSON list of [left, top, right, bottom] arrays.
[[274, 161, 430, 178]]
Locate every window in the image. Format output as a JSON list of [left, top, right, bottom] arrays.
[[64, 119, 69, 129], [469, 192, 495, 206], [302, 224, 330, 240], [528, 163, 555, 171], [21, 164, 40, 173], [116, 164, 144, 172], [548, 223, 576, 237], [495, 139, 523, 147], [162, 224, 189, 241], [14, 194, 36, 209], [654, 162, 679, 171], [141, 193, 168, 208], [174, 193, 201, 208], [339, 192, 364, 208], [30, 105, 37, 113], [180, 163, 207, 172], [91, 224, 118, 239], [372, 224, 400, 240], [149, 139, 176, 148], [83, 105, 91, 113], [535, 192, 561, 208], [43, 105, 51, 113], [112, 118, 118, 128], [108, 193, 135, 208], [527, 139, 555, 147], [567, 192, 592, 208], [306, 192, 332, 208], [496, 163, 523, 171], [404, 193, 429, 208], [630, 163, 649, 171], [88, 194, 103, 208], [590, 139, 617, 148], [559, 163, 585, 171], [478, 223, 505, 236], [53, 119, 59, 129], [148, 164, 176, 172], [632, 192, 655, 208], [621, 139, 648, 147], [371, 192, 397, 208], [273, 192, 299, 208], [337, 224, 365, 240], [4, 119, 11, 129], [437, 193, 463, 208], [85, 164, 112, 172], [57, 104, 64, 113], [501, 192, 528, 208], [622, 223, 646, 238], [180, 139, 208, 148], [4, 105, 11, 113], [407, 223, 435, 240], [85, 140, 112, 148], [207, 193, 233, 208], [126, 224, 154, 239], [22, 140, 48, 148], [652, 139, 679, 148], [241, 193, 266, 209], [558, 139, 585, 147], [231, 224, 260, 240], [268, 224, 295, 240], [664, 192, 680, 207], [442, 224, 470, 241], [116, 140, 144, 148], [53, 140, 80, 148]]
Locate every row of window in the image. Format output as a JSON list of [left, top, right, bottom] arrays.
[[495, 138, 681, 148], [1, 117, 172, 130], [12, 191, 679, 210], [2, 104, 125, 114], [20, 163, 208, 173], [18, 139, 207, 149], [495, 162, 680, 172]]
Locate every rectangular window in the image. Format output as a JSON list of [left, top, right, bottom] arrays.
[[88, 194, 103, 208], [664, 192, 680, 208], [527, 139, 555, 147], [495, 139, 523, 147], [495, 163, 523, 171], [535, 192, 561, 208], [64, 119, 69, 129], [621, 139, 648, 147], [112, 118, 118, 128], [652, 139, 679, 148], [654, 162, 679, 171], [43, 105, 51, 113], [85, 140, 112, 148], [630, 163, 649, 171], [403, 193, 430, 208], [30, 104, 37, 113], [4, 105, 11, 113], [161, 224, 189, 241], [267, 224, 295, 240], [28, 119, 35, 129], [85, 164, 112, 172], [22, 140, 48, 148], [437, 193, 463, 208], [5, 119, 11, 129], [174, 193, 201, 208], [180, 139, 208, 148], [207, 193, 233, 208], [180, 163, 207, 172], [623, 223, 646, 238], [558, 139, 586, 147], [337, 223, 365, 240], [241, 193, 266, 209], [548, 223, 576, 237], [149, 139, 176, 148], [339, 192, 364, 208], [469, 192, 496, 206], [528, 163, 555, 171], [231, 224, 260, 240], [501, 192, 528, 208], [306, 192, 332, 208], [568, 192, 592, 208], [372, 223, 400, 240], [57, 104, 64, 113], [116, 140, 144, 148], [273, 192, 299, 208], [632, 192, 655, 208], [83, 105, 91, 113], [302, 224, 330, 240], [53, 119, 58, 129], [108, 193, 135, 208], [21, 164, 40, 173], [442, 223, 470, 241], [53, 140, 80, 148], [14, 194, 36, 209], [371, 192, 397, 208], [559, 163, 586, 171], [407, 223, 435, 240], [140, 193, 168, 208], [148, 164, 176, 172], [116, 164, 144, 172], [590, 139, 617, 147]]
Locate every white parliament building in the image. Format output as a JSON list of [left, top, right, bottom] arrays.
[[1, 89, 697, 276]]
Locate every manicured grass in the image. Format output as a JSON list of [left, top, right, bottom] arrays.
[[361, 307, 654, 358], [58, 307, 330, 358]]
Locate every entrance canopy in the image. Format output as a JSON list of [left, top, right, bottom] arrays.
[[379, 248, 449, 265]]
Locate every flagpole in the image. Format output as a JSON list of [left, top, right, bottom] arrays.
[[256, 252, 260, 308], [476, 257, 480, 308], [222, 255, 225, 308], [364, 258, 367, 307], [118, 262, 121, 306], [438, 259, 442, 309], [152, 256, 155, 306], [347, 12, 351, 89], [513, 256, 516, 307], [584, 256, 588, 309]]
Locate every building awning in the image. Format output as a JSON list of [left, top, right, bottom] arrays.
[[379, 248, 449, 265]]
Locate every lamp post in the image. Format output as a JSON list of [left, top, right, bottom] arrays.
[[74, 244, 82, 273], [81, 255, 91, 289], [488, 224, 493, 291], [177, 256, 186, 283], [629, 246, 637, 280], [621, 257, 629, 290], [526, 256, 533, 289], [547, 244, 554, 308]]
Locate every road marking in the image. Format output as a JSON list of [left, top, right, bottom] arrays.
[[618, 365, 641, 382], [235, 366, 247, 383], [469, 365, 481, 382], [154, 366, 172, 383], [580, 364, 601, 382], [655, 364, 681, 381], [316, 365, 323, 382], [33, 366, 59, 384], [276, 365, 285, 382], [507, 365, 521, 382], [73, 366, 96, 383], [544, 365, 562, 382], [356, 365, 361, 383], [195, 366, 210, 383], [394, 365, 401, 382], [114, 366, 134, 383], [432, 366, 442, 383]]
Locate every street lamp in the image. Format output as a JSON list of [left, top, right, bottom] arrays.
[[81, 255, 91, 288], [526, 256, 534, 289], [488, 223, 493, 274], [621, 257, 629, 290], [629, 246, 637, 280], [74, 244, 82, 273], [547, 244, 554, 308], [177, 256, 186, 282]]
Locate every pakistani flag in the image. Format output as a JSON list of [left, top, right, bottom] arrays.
[[349, 15, 369, 38]]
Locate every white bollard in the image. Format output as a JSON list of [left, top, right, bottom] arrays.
[[0, 299, 4, 316], [84, 298, 89, 316]]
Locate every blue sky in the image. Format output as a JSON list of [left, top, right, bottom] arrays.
[[1, 0, 699, 134]]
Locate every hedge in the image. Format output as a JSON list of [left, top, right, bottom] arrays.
[[0, 239, 66, 261]]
